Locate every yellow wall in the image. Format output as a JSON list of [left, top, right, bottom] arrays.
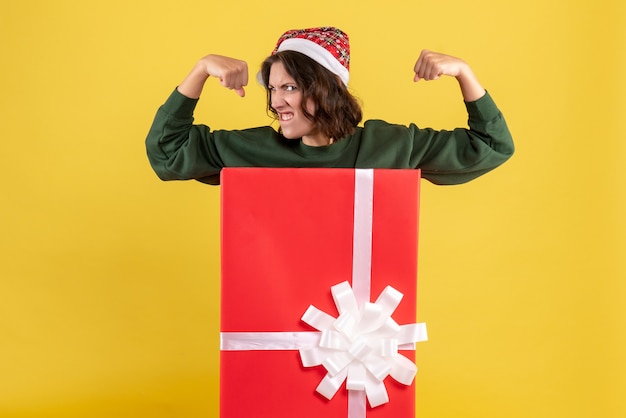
[[1, 0, 624, 417]]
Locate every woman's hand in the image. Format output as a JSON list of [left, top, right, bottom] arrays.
[[413, 50, 486, 102], [178, 54, 249, 99]]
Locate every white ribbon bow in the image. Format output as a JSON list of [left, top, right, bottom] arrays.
[[299, 281, 428, 408]]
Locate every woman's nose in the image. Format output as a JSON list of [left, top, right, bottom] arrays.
[[271, 90, 285, 108]]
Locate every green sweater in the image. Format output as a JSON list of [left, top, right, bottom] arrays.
[[146, 88, 514, 185]]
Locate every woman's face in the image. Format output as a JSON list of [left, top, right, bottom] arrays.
[[268, 61, 331, 146]]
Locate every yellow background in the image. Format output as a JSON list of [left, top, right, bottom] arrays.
[[1, 0, 624, 417]]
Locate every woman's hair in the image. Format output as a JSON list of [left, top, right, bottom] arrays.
[[260, 50, 362, 141]]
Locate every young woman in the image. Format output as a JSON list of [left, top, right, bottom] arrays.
[[146, 27, 514, 185]]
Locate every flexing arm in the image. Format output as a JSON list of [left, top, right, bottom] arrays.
[[406, 50, 514, 184], [413, 50, 485, 102], [146, 54, 249, 184], [178, 54, 249, 99]]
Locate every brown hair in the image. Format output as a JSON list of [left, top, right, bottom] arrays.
[[260, 51, 362, 141]]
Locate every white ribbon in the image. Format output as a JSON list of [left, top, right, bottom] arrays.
[[299, 281, 427, 409], [351, 169, 374, 307], [220, 169, 427, 417]]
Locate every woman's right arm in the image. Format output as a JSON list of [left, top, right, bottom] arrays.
[[145, 55, 249, 183]]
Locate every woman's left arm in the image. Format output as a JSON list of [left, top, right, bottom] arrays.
[[408, 50, 514, 184]]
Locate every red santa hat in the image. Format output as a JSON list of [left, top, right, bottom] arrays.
[[265, 26, 351, 86]]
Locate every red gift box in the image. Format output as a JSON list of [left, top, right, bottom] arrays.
[[220, 168, 424, 418]]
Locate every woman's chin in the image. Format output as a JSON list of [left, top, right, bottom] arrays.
[[280, 130, 300, 140]]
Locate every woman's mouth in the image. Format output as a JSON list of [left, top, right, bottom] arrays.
[[279, 112, 294, 121]]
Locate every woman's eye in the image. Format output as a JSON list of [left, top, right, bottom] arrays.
[[268, 85, 297, 93]]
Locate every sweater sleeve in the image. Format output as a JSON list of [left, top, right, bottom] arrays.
[[412, 91, 515, 185], [145, 88, 224, 185]]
